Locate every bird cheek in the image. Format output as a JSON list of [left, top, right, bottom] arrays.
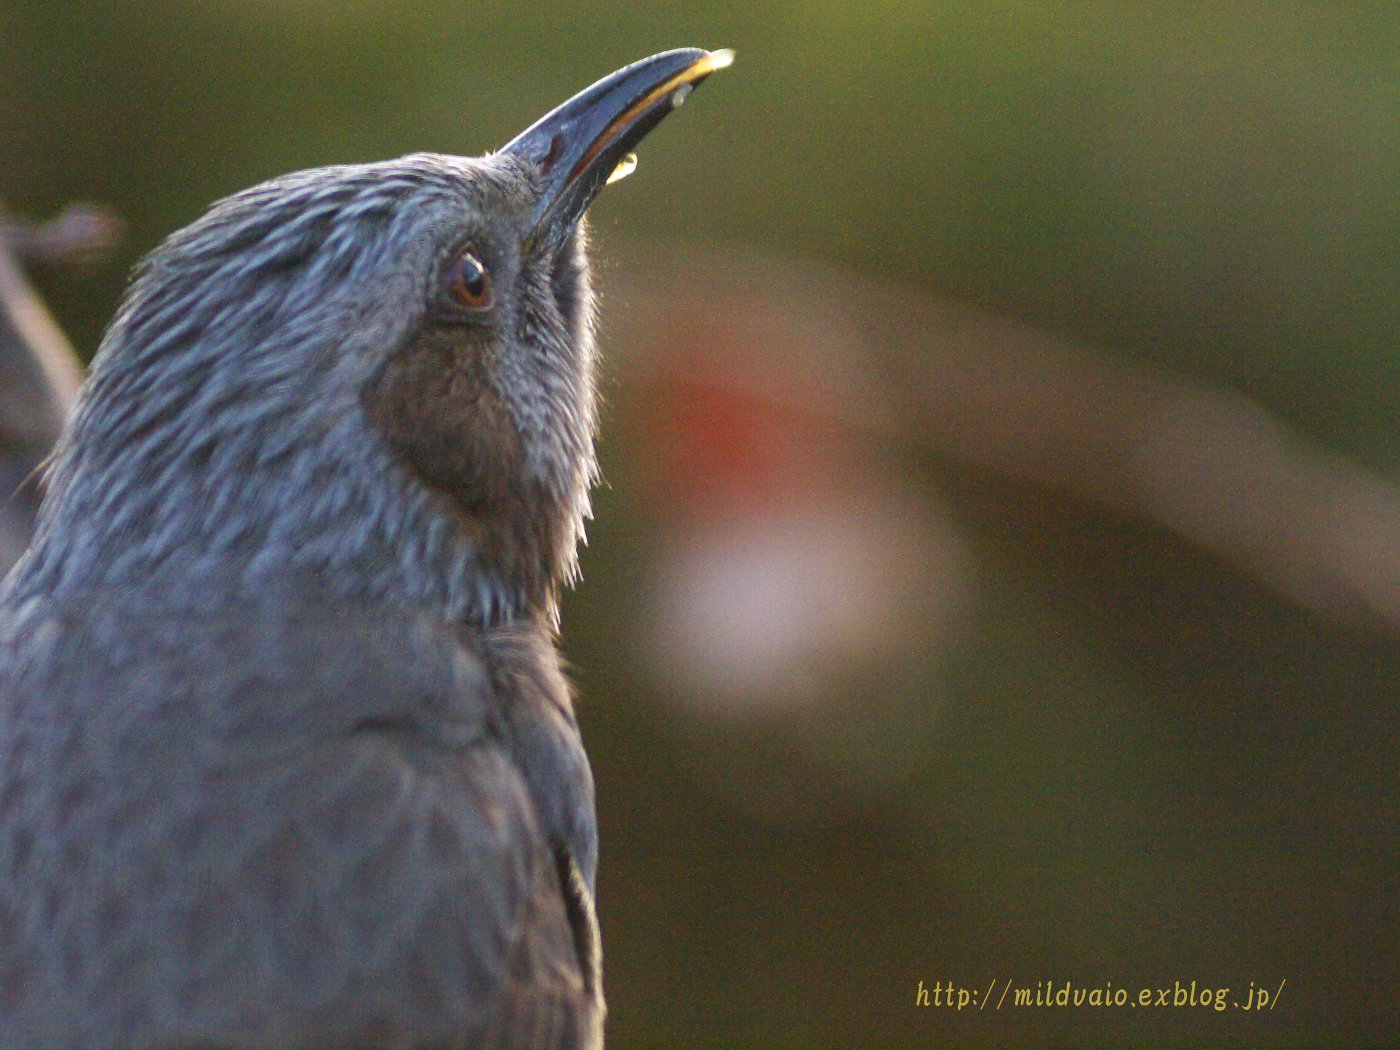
[[447, 366, 475, 401], [362, 336, 484, 497]]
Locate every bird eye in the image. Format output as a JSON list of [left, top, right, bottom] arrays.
[[449, 251, 492, 310]]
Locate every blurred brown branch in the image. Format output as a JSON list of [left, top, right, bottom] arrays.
[[2, 202, 123, 269], [0, 201, 114, 571], [604, 243, 1400, 634]]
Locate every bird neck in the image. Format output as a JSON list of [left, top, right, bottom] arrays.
[[12, 405, 572, 632]]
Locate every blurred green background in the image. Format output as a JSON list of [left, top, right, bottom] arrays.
[[3, 2, 1398, 1047]]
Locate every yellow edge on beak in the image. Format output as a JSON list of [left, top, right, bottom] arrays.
[[574, 49, 735, 185]]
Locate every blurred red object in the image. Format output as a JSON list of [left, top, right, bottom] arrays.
[[625, 305, 974, 719]]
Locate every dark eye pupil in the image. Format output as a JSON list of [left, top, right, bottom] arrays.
[[458, 258, 484, 294], [451, 252, 490, 306]]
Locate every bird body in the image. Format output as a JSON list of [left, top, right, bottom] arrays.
[[0, 50, 728, 1049], [0, 576, 598, 1049]]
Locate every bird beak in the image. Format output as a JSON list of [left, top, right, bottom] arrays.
[[501, 48, 733, 250]]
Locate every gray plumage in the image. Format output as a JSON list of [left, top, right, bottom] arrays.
[[0, 149, 601, 1049], [18, 156, 595, 623], [0, 47, 727, 1049]]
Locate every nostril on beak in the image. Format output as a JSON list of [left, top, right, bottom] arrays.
[[540, 134, 565, 174]]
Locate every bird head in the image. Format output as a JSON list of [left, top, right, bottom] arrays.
[[19, 49, 730, 626]]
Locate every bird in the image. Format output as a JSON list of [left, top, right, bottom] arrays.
[[0, 47, 731, 1050]]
